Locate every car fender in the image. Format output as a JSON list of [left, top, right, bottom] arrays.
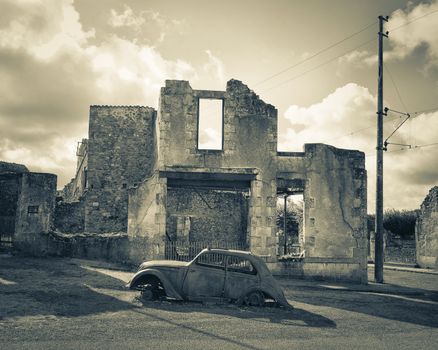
[[127, 268, 184, 301], [236, 284, 292, 309]]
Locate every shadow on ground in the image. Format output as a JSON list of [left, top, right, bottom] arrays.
[[0, 255, 136, 319], [278, 273, 438, 328], [136, 297, 336, 328], [0, 255, 336, 330]]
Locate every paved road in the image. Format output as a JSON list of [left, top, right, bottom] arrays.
[[0, 255, 437, 350]]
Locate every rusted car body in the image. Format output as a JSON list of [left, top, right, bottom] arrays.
[[127, 248, 291, 307]]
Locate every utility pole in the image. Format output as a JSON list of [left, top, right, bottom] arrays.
[[283, 194, 287, 255], [375, 15, 388, 283]]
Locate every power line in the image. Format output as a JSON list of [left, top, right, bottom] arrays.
[[322, 114, 403, 143], [387, 8, 438, 32], [254, 21, 377, 87], [258, 7, 438, 94], [366, 142, 438, 157], [384, 63, 409, 113], [413, 107, 438, 115], [302, 106, 437, 145], [261, 38, 375, 93]]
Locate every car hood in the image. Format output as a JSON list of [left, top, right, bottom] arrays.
[[138, 260, 189, 271]]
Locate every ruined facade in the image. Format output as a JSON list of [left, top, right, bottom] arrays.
[[56, 79, 368, 282], [416, 186, 438, 268], [2, 79, 367, 282], [60, 106, 156, 233], [0, 162, 57, 251]]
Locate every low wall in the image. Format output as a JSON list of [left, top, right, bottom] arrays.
[[267, 258, 367, 284], [385, 239, 416, 264], [14, 231, 162, 266], [54, 201, 85, 233]]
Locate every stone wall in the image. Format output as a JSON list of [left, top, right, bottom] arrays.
[[84, 105, 157, 233], [276, 144, 368, 283], [152, 79, 278, 258], [54, 201, 85, 233], [61, 139, 88, 202], [385, 239, 416, 264], [0, 161, 28, 174], [0, 173, 21, 235], [128, 172, 167, 240], [416, 186, 438, 268], [14, 172, 57, 251], [166, 187, 248, 243]]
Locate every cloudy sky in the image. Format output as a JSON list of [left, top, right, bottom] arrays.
[[1, 0, 437, 211]]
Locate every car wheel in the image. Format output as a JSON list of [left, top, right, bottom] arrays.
[[140, 287, 156, 301], [245, 291, 265, 307], [135, 278, 164, 301]]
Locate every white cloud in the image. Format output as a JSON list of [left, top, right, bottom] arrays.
[[108, 5, 186, 45], [0, 0, 225, 187], [203, 50, 226, 85], [337, 1, 438, 69], [199, 128, 221, 150], [280, 83, 438, 210], [0, 0, 95, 61], [108, 5, 146, 30], [387, 0, 438, 66]]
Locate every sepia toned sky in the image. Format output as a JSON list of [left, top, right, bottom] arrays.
[[1, 0, 437, 211]]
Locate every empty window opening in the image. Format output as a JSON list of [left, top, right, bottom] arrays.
[[276, 193, 304, 257], [28, 205, 39, 214], [198, 98, 223, 150]]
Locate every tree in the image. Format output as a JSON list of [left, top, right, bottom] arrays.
[[367, 209, 418, 240], [276, 198, 303, 245]]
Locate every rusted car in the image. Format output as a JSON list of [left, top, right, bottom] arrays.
[[127, 248, 291, 307]]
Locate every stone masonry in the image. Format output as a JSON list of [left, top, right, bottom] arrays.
[[127, 79, 368, 282], [53, 78, 368, 282], [416, 186, 438, 268]]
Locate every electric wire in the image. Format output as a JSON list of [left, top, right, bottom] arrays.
[[257, 6, 438, 94], [253, 21, 377, 87], [260, 38, 375, 93], [387, 8, 438, 33], [384, 63, 409, 113]]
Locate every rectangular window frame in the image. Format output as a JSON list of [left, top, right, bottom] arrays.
[[27, 205, 39, 214], [196, 97, 225, 152]]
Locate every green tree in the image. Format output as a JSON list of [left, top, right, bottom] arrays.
[[367, 209, 418, 240], [276, 199, 303, 244]]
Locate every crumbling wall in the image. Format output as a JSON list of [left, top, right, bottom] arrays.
[[14, 173, 57, 251], [275, 144, 368, 283], [416, 186, 438, 268], [166, 187, 248, 243], [304, 144, 367, 282], [155, 79, 278, 259], [128, 172, 167, 240], [54, 201, 85, 233], [61, 139, 88, 202], [84, 105, 157, 233], [0, 161, 28, 174], [0, 173, 21, 236]]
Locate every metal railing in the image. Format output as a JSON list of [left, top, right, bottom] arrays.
[[0, 233, 13, 250], [164, 241, 248, 261]]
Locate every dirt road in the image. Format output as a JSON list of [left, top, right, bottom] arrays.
[[1, 254, 437, 350]]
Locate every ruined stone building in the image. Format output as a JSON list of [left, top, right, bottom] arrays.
[[0, 162, 56, 251], [55, 79, 368, 282], [416, 186, 438, 268], [1, 79, 368, 282]]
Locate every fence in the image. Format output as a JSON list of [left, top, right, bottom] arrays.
[[0, 216, 14, 250], [0, 233, 13, 250], [164, 241, 248, 261]]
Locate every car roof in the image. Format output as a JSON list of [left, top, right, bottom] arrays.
[[201, 248, 252, 256]]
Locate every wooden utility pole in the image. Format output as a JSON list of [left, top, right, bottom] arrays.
[[283, 194, 287, 255], [375, 15, 388, 283]]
